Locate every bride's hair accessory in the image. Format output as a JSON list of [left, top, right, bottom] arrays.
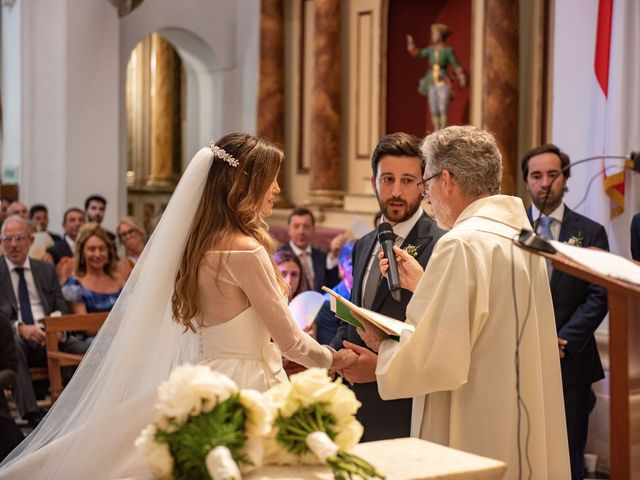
[[209, 143, 239, 167]]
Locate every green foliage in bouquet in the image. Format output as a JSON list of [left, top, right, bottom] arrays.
[[275, 402, 338, 455], [275, 402, 383, 480], [156, 394, 251, 480], [267, 369, 385, 480]]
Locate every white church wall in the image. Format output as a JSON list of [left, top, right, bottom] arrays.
[[2, 0, 260, 230]]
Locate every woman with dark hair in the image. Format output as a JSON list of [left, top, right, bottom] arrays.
[[61, 223, 123, 314], [0, 133, 359, 479], [272, 249, 310, 302]]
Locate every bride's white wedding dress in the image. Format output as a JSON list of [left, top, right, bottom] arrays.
[[0, 147, 331, 479], [195, 246, 332, 391], [0, 248, 331, 479]]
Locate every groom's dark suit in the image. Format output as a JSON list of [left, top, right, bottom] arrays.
[[330, 212, 444, 441], [527, 206, 608, 477]]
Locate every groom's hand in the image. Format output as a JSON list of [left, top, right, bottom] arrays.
[[341, 341, 377, 384]]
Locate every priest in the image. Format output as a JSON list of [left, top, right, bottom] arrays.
[[355, 126, 570, 479]]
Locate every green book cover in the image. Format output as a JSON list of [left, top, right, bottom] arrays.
[[333, 298, 364, 329]]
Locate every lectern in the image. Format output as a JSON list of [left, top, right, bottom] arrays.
[[520, 243, 640, 479]]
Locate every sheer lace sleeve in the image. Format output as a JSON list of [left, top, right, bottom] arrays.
[[226, 247, 332, 369]]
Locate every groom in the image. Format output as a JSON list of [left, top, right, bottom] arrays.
[[330, 132, 444, 441]]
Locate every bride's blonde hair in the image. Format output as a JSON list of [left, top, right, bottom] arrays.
[[172, 133, 286, 330]]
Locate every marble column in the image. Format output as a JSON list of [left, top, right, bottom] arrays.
[[309, 0, 342, 207], [258, 0, 290, 206], [126, 37, 151, 188], [482, 0, 519, 195], [149, 34, 176, 187]]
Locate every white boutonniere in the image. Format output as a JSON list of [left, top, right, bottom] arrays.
[[403, 244, 422, 258], [566, 232, 584, 247]]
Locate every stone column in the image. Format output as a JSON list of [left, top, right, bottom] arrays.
[[257, 0, 290, 206], [148, 34, 176, 187], [308, 0, 342, 207], [482, 0, 519, 195], [126, 37, 151, 188]]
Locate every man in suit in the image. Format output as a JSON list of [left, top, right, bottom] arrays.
[[85, 194, 116, 242], [631, 213, 640, 261], [46, 207, 85, 265], [522, 144, 609, 480], [29, 204, 62, 244], [330, 132, 444, 441], [282, 207, 340, 292], [0, 216, 89, 426]]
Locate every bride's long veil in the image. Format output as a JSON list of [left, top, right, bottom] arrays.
[[0, 147, 215, 478]]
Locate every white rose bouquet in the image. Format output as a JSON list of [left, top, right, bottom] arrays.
[[135, 364, 271, 480], [263, 368, 384, 480]]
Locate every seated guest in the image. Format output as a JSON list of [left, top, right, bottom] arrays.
[[46, 207, 85, 265], [0, 311, 24, 461], [0, 216, 89, 427], [84, 194, 116, 242], [116, 216, 147, 281], [62, 223, 124, 314], [282, 207, 341, 292], [6, 201, 28, 219], [0, 197, 9, 227], [29, 204, 61, 243], [273, 249, 310, 302], [273, 249, 312, 377], [316, 241, 354, 345], [28, 204, 61, 260]]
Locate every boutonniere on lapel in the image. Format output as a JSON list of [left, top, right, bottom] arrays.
[[566, 231, 584, 247], [403, 244, 423, 258]]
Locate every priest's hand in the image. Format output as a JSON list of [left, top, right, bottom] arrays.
[[341, 341, 377, 384], [331, 348, 358, 371], [379, 245, 423, 293], [355, 319, 387, 353]]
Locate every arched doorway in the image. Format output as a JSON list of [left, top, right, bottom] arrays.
[[123, 28, 218, 233]]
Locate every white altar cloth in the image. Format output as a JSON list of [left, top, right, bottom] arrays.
[[246, 438, 506, 480]]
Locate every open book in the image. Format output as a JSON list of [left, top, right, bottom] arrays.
[[322, 287, 415, 336]]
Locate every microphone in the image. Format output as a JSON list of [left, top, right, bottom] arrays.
[[520, 152, 637, 253], [377, 222, 402, 302]]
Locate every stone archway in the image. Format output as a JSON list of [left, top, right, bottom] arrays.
[[121, 27, 219, 232]]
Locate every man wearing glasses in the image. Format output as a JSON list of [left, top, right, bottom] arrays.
[[0, 216, 88, 427], [330, 132, 444, 441], [357, 126, 569, 478]]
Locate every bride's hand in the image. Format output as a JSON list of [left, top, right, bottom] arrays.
[[331, 348, 358, 371]]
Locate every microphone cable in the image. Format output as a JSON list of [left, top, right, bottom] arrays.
[[511, 240, 535, 480], [570, 164, 623, 212]]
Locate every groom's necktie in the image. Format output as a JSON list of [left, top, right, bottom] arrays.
[[362, 246, 381, 309], [15, 267, 35, 325]]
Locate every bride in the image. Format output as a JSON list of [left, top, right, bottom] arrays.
[[0, 133, 356, 478]]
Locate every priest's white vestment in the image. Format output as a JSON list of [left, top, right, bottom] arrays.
[[376, 195, 570, 479]]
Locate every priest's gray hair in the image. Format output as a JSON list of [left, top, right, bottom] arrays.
[[421, 125, 503, 196]]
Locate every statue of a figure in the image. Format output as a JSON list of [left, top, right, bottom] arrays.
[[406, 23, 466, 130]]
